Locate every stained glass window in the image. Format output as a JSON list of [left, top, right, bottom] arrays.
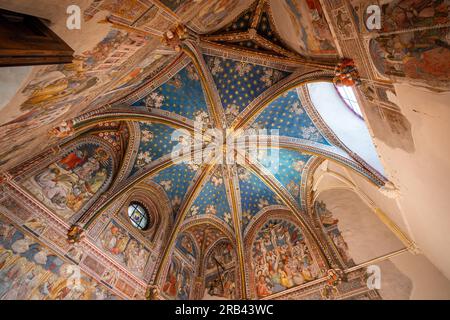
[[127, 202, 149, 230]]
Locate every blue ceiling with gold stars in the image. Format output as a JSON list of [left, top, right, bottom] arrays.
[[204, 55, 290, 125], [237, 165, 281, 231], [132, 63, 211, 123], [130, 122, 179, 176], [251, 88, 329, 144], [123, 6, 370, 238], [187, 166, 233, 227], [151, 162, 198, 219], [259, 149, 311, 206], [128, 61, 351, 235]]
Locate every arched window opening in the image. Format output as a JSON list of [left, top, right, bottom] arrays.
[[335, 85, 363, 119]]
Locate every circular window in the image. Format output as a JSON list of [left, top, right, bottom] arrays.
[[127, 202, 150, 230]]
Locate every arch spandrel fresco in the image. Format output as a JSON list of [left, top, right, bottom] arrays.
[[249, 218, 322, 299], [97, 219, 151, 277], [175, 233, 198, 266], [22, 141, 114, 222]]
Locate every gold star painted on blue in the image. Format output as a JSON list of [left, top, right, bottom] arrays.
[[253, 89, 329, 144], [132, 63, 210, 121]]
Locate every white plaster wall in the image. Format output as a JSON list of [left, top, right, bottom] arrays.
[[317, 189, 404, 264], [0, 66, 32, 111], [373, 83, 450, 280], [317, 187, 450, 299], [380, 253, 450, 300]]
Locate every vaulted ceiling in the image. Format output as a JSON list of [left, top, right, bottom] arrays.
[[0, 0, 389, 300]]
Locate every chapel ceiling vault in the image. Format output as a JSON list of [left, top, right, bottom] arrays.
[[0, 0, 390, 300]]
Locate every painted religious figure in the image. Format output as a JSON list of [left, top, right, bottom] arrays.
[[23, 143, 113, 221], [0, 218, 118, 300], [206, 241, 234, 271], [175, 234, 197, 265], [202, 240, 236, 299], [162, 257, 192, 300], [251, 219, 321, 298], [204, 269, 236, 300], [282, 0, 337, 55], [98, 220, 150, 277]]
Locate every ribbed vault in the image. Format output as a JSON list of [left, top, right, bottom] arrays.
[[41, 0, 387, 300]]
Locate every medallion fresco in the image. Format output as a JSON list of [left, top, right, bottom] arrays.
[[251, 218, 320, 298], [251, 88, 329, 144], [22, 142, 113, 222], [0, 219, 118, 300], [162, 256, 193, 300], [97, 220, 150, 277]]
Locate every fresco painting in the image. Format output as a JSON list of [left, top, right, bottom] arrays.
[[379, 0, 449, 33], [204, 269, 236, 300], [193, 0, 243, 31], [281, 0, 337, 55], [206, 240, 235, 272], [251, 219, 320, 298], [0, 219, 118, 300], [370, 27, 450, 82], [162, 257, 192, 300], [175, 234, 197, 265], [98, 220, 150, 276], [315, 201, 354, 266], [203, 240, 236, 299], [84, 0, 148, 22], [0, 15, 151, 171], [23, 143, 113, 221]]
